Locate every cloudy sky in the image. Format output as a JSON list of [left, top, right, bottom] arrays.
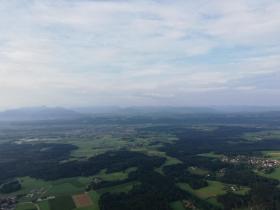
[[0, 0, 280, 109]]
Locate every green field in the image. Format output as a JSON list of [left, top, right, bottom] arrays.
[[65, 132, 178, 160], [255, 150, 280, 180], [197, 152, 224, 159], [132, 150, 182, 174], [262, 150, 280, 160], [188, 167, 209, 176], [177, 181, 225, 207], [10, 128, 181, 210], [177, 180, 249, 207], [244, 130, 280, 141], [12, 156, 149, 210], [2, 177, 51, 204], [88, 191, 100, 210], [49, 196, 75, 210], [177, 181, 226, 199], [66, 135, 130, 159], [257, 167, 280, 180], [18, 176, 92, 198], [16, 202, 37, 210], [170, 201, 185, 210], [94, 167, 137, 182], [97, 181, 139, 194], [38, 200, 51, 210]]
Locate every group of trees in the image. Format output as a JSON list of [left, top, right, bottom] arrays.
[[217, 183, 280, 210], [99, 170, 219, 210], [0, 143, 165, 181], [0, 143, 77, 182], [0, 179, 21, 194]]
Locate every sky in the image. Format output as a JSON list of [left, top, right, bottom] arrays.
[[0, 0, 280, 109]]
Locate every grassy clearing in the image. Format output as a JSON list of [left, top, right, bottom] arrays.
[[64, 132, 178, 161], [38, 200, 51, 210], [156, 155, 182, 174], [4, 177, 51, 202], [88, 191, 100, 210], [234, 187, 250, 196], [48, 183, 84, 196], [49, 196, 75, 210], [5, 176, 93, 202], [243, 130, 280, 141], [256, 150, 280, 181], [262, 151, 280, 160], [94, 167, 137, 182], [177, 180, 249, 207], [16, 202, 37, 210], [178, 181, 249, 202], [188, 167, 209, 176], [131, 149, 182, 174], [178, 181, 226, 199], [97, 181, 139, 194], [49, 177, 92, 196], [67, 135, 129, 159], [170, 201, 185, 210], [177, 181, 225, 208], [197, 152, 224, 159], [52, 177, 91, 188], [206, 197, 223, 208], [257, 167, 280, 181], [6, 169, 137, 209]]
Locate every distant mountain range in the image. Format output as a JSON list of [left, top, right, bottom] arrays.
[[212, 106, 280, 113], [0, 107, 84, 121], [73, 106, 218, 115], [0, 106, 280, 121]]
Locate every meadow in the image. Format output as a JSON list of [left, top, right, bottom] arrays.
[[177, 180, 249, 207]]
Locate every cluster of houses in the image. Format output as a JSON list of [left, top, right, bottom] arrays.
[[221, 155, 280, 172], [182, 200, 197, 210], [0, 197, 17, 210]]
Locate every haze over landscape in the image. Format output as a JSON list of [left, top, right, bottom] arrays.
[[1, 0, 280, 109], [2, 1, 280, 210]]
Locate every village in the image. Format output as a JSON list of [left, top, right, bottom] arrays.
[[0, 197, 17, 210], [221, 155, 280, 172]]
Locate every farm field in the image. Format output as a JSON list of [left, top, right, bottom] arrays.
[[72, 193, 93, 208], [13, 176, 92, 201]]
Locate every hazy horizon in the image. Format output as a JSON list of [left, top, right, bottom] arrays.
[[1, 105, 280, 113], [1, 0, 280, 109]]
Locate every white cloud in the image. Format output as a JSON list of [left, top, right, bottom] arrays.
[[0, 0, 280, 108]]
